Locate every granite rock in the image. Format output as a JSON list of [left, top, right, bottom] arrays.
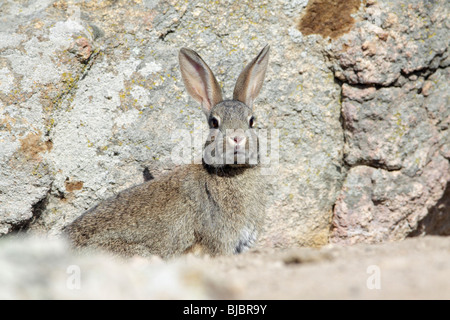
[[328, 0, 449, 244]]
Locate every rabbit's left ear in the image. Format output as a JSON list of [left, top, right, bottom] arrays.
[[233, 45, 270, 109]]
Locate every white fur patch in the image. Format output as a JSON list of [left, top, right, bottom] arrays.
[[234, 227, 258, 254]]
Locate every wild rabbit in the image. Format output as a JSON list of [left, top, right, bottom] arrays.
[[65, 45, 270, 259]]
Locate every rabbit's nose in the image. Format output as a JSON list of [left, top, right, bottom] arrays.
[[228, 135, 246, 149], [234, 136, 243, 144]]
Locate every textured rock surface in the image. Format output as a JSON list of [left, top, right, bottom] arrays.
[[0, 0, 449, 247], [327, 0, 450, 244], [1, 235, 449, 299]]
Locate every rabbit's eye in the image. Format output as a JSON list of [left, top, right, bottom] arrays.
[[249, 116, 255, 128], [210, 117, 219, 128]]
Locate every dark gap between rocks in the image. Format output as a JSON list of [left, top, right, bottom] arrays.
[[409, 180, 450, 237]]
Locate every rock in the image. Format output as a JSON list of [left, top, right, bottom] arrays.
[[1, 235, 449, 299], [68, 37, 93, 63], [0, 235, 230, 299], [328, 0, 450, 244], [0, 0, 344, 247], [327, 0, 448, 86], [340, 82, 439, 173], [0, 0, 97, 234], [332, 157, 449, 244]]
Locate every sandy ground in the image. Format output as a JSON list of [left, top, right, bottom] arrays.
[[203, 236, 450, 299], [0, 235, 449, 299]]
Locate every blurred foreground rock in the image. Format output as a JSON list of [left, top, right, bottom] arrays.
[[0, 235, 448, 299], [0, 235, 228, 299]]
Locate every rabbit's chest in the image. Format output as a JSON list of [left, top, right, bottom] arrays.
[[197, 168, 265, 255], [204, 177, 257, 213]]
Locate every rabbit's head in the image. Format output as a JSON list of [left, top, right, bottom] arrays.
[[179, 45, 270, 168]]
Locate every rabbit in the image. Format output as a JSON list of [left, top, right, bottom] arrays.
[[65, 45, 270, 259]]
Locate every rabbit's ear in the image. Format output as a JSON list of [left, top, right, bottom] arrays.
[[233, 45, 270, 109], [179, 48, 223, 116]]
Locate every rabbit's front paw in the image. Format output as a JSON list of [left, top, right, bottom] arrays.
[[234, 227, 258, 254]]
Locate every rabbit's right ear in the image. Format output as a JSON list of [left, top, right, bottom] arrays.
[[179, 48, 223, 116], [233, 45, 270, 110]]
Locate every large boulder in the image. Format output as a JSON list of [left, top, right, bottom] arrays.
[[327, 0, 450, 244], [0, 0, 344, 247]]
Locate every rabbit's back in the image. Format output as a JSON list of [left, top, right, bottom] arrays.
[[66, 164, 265, 258], [66, 165, 199, 258]]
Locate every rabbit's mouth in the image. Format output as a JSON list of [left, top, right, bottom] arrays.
[[233, 142, 246, 154], [202, 142, 258, 167], [232, 146, 245, 156], [232, 150, 248, 164]]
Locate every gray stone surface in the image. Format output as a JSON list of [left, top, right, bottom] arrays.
[[0, 0, 448, 247], [0, 0, 344, 247]]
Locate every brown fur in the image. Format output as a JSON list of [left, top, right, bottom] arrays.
[[65, 45, 270, 259]]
